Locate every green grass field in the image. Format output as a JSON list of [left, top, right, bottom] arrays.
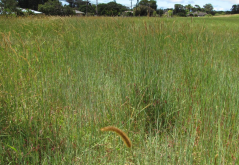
[[1, 15, 239, 164]]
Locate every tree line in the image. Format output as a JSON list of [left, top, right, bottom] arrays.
[[172, 3, 215, 17], [0, 0, 238, 16], [231, 4, 239, 14], [0, 0, 75, 16]]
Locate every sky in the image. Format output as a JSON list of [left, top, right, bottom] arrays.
[[60, 0, 239, 11]]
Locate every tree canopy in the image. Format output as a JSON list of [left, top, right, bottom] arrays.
[[97, 2, 128, 16], [0, 0, 235, 17], [231, 4, 239, 14], [17, 0, 48, 10], [134, 5, 154, 16], [138, 0, 157, 10], [0, 0, 18, 12], [133, 0, 157, 16], [174, 4, 186, 16], [203, 3, 213, 14], [38, 0, 75, 15], [66, 0, 85, 8]]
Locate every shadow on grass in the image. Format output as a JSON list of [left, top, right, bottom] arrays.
[[131, 84, 176, 134]]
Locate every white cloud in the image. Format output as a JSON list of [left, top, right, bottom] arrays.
[[187, 1, 195, 4], [167, 0, 184, 2], [220, 0, 239, 3], [60, 1, 69, 6], [214, 7, 225, 10]]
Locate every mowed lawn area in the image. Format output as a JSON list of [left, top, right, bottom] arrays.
[[1, 15, 239, 164]]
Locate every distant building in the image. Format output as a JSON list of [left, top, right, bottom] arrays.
[[191, 12, 207, 17], [20, 8, 43, 15], [74, 10, 85, 16], [124, 11, 133, 14], [122, 11, 133, 16], [0, 7, 43, 15]]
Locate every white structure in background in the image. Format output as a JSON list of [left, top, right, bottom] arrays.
[[0, 7, 43, 14], [20, 8, 43, 14], [74, 10, 85, 16]]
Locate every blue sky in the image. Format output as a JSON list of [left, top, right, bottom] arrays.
[[60, 0, 239, 11]]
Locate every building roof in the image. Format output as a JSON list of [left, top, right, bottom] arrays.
[[193, 12, 207, 16], [20, 8, 43, 14], [124, 11, 133, 13], [0, 7, 43, 14], [74, 10, 85, 14]]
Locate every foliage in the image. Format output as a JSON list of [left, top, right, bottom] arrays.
[[66, 0, 96, 16], [15, 8, 25, 16], [177, 12, 186, 17], [174, 4, 184, 14], [122, 11, 133, 17], [174, 4, 186, 16], [231, 4, 239, 14], [185, 4, 192, 12], [207, 14, 212, 17], [66, 0, 85, 8], [78, 4, 96, 15], [17, 0, 49, 10], [192, 4, 202, 12], [38, 0, 75, 15], [203, 3, 214, 14], [97, 2, 128, 16], [169, 3, 217, 17], [153, 10, 156, 16], [167, 10, 173, 17], [133, 5, 154, 16], [0, 0, 18, 14], [138, 0, 157, 10], [156, 8, 164, 16], [63, 5, 76, 15]]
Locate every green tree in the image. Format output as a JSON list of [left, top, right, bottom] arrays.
[[66, 0, 74, 7], [63, 5, 75, 15], [167, 10, 173, 17], [185, 4, 192, 12], [0, 0, 18, 14], [97, 3, 108, 15], [156, 8, 163, 17], [194, 5, 201, 11], [231, 4, 239, 14], [74, 0, 85, 8], [97, 2, 128, 16], [133, 5, 154, 16], [203, 3, 213, 14], [174, 4, 186, 16], [38, 0, 75, 15], [17, 0, 48, 10], [191, 4, 201, 12], [66, 0, 85, 8], [138, 0, 157, 10], [78, 3, 96, 15], [174, 4, 184, 13]]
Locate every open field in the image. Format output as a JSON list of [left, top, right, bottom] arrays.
[[213, 14, 239, 17], [1, 15, 239, 164]]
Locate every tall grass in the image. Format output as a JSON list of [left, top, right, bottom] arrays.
[[1, 15, 239, 164]]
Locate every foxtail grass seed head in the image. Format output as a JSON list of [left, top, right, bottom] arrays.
[[101, 126, 132, 148]]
